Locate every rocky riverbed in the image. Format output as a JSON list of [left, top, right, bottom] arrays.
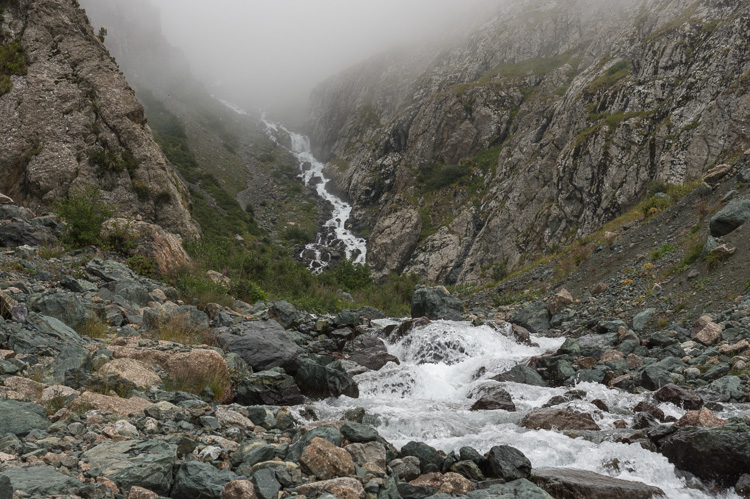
[[0, 200, 749, 498]]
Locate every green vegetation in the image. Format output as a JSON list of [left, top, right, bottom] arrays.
[[704, 250, 728, 271], [0, 33, 26, 96], [282, 226, 315, 245], [587, 60, 631, 94], [417, 163, 471, 192], [77, 317, 109, 339], [89, 148, 139, 175], [637, 180, 701, 219], [452, 55, 575, 95], [650, 243, 678, 262], [55, 187, 113, 247]]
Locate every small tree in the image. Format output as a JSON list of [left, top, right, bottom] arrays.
[[97, 27, 107, 43], [55, 186, 113, 247]]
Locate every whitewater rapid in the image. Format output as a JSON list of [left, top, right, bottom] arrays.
[[294, 320, 742, 499]]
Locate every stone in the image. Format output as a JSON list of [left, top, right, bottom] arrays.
[[345, 334, 399, 370], [345, 441, 387, 470], [217, 319, 303, 373], [632, 308, 656, 332], [293, 356, 359, 399], [390, 456, 422, 481], [485, 445, 532, 481], [73, 391, 153, 415], [216, 406, 254, 430], [532, 467, 665, 498], [127, 486, 159, 499], [0, 194, 13, 204], [300, 437, 356, 479], [709, 199, 750, 236], [548, 289, 573, 316], [633, 402, 665, 422], [520, 408, 600, 431], [341, 421, 380, 443], [659, 420, 750, 487], [675, 407, 728, 428], [235, 369, 304, 406], [0, 466, 84, 496], [493, 364, 547, 386], [82, 439, 177, 495], [251, 469, 280, 499], [470, 387, 516, 411], [512, 302, 551, 332], [221, 480, 257, 499], [297, 477, 365, 499], [27, 291, 94, 330], [410, 286, 464, 321], [591, 282, 607, 295], [0, 400, 51, 436], [638, 366, 672, 390], [267, 300, 306, 329], [709, 375, 745, 401], [401, 441, 445, 474], [703, 163, 733, 184], [286, 426, 344, 462], [172, 461, 238, 499], [691, 316, 723, 346], [165, 349, 232, 403], [409, 472, 473, 495], [142, 303, 209, 333], [0, 220, 57, 247], [654, 383, 703, 409], [99, 358, 161, 388]]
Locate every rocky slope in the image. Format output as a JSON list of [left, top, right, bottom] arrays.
[[307, 0, 750, 284], [0, 0, 197, 237]]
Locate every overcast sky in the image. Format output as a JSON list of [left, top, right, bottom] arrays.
[[154, 0, 502, 116]]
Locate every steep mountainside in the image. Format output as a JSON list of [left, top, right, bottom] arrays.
[[0, 0, 197, 237], [307, 0, 750, 284]]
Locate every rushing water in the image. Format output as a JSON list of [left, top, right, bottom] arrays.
[[294, 320, 743, 499]]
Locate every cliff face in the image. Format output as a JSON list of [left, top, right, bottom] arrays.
[[307, 0, 750, 284], [0, 0, 198, 237]]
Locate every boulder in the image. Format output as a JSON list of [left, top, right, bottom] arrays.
[[638, 366, 672, 391], [690, 316, 722, 346], [548, 289, 573, 316], [410, 286, 464, 321], [632, 308, 656, 332], [235, 369, 304, 406], [341, 422, 380, 443], [485, 445, 532, 481], [390, 456, 422, 482], [267, 300, 305, 329], [532, 468, 665, 499], [675, 407, 728, 428], [469, 387, 516, 411], [0, 220, 57, 247], [286, 426, 344, 463], [654, 384, 703, 410], [492, 364, 547, 386], [409, 472, 474, 495], [709, 199, 750, 236], [73, 392, 153, 415], [251, 468, 280, 499], [142, 304, 209, 333], [300, 437, 356, 480], [334, 306, 386, 326], [81, 440, 177, 495], [344, 335, 399, 370], [217, 320, 303, 373], [520, 409, 600, 431], [297, 477, 365, 499], [293, 356, 359, 399], [462, 479, 553, 498], [0, 466, 84, 496], [27, 291, 94, 330], [659, 420, 750, 487], [221, 480, 257, 499], [345, 441, 386, 470], [172, 461, 238, 499], [99, 358, 161, 388], [512, 302, 551, 332], [703, 163, 733, 184], [401, 441, 445, 474], [0, 400, 50, 436]]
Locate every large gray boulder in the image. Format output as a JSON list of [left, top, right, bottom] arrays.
[[81, 439, 177, 495], [485, 445, 532, 481], [235, 369, 305, 406], [0, 220, 57, 247], [171, 461, 237, 499], [344, 334, 399, 370], [217, 319, 303, 373], [8, 313, 90, 383], [400, 441, 444, 474], [532, 468, 665, 498], [492, 365, 548, 387], [293, 356, 359, 399], [511, 302, 551, 333], [27, 291, 94, 330], [0, 400, 51, 436], [411, 286, 464, 321], [709, 199, 750, 236], [0, 466, 84, 496], [142, 303, 209, 332]]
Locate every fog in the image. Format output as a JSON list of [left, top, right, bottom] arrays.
[[153, 0, 503, 118]]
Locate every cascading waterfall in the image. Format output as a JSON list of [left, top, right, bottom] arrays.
[[294, 320, 744, 499]]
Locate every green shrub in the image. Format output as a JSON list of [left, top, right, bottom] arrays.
[[0, 39, 27, 96], [417, 163, 471, 191], [650, 243, 678, 261], [89, 148, 139, 174], [587, 60, 631, 93], [333, 259, 372, 291], [55, 187, 113, 247], [282, 226, 314, 245]]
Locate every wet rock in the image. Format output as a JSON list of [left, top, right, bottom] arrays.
[[659, 420, 750, 487], [0, 400, 50, 436], [172, 461, 238, 499], [709, 198, 750, 236], [520, 408, 601, 431], [401, 441, 445, 474], [511, 302, 550, 332], [293, 356, 359, 399], [341, 421, 380, 443], [675, 407, 728, 428], [469, 387, 516, 411], [531, 467, 665, 498], [633, 402, 665, 422], [736, 474, 750, 497], [492, 364, 547, 386], [217, 319, 303, 373], [0, 466, 84, 496], [485, 445, 532, 481], [345, 334, 399, 370], [654, 383, 703, 410], [300, 437, 356, 480], [235, 369, 304, 406], [410, 286, 464, 321]]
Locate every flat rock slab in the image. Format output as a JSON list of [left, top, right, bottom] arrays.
[[532, 468, 665, 498], [0, 400, 50, 436], [0, 466, 84, 496], [217, 319, 303, 373]]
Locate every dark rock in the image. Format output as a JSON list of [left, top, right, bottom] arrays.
[[512, 302, 551, 332], [520, 408, 601, 431], [558, 338, 580, 356], [709, 199, 750, 236], [235, 369, 304, 406], [0, 220, 57, 247], [401, 441, 445, 474], [27, 291, 94, 330], [654, 384, 703, 410], [268, 300, 305, 329], [485, 445, 532, 481], [286, 426, 343, 463], [532, 467, 665, 498], [293, 356, 359, 399], [0, 475, 9, 499], [252, 468, 281, 499], [492, 364, 547, 387], [411, 286, 464, 321], [736, 473, 750, 496], [335, 306, 386, 326], [171, 461, 237, 499], [638, 366, 672, 390], [577, 333, 618, 357], [659, 420, 750, 488], [0, 466, 84, 496], [535, 356, 575, 386], [470, 387, 516, 411], [143, 304, 209, 332], [708, 375, 745, 402], [0, 400, 50, 436], [105, 278, 151, 307], [596, 319, 627, 334], [398, 482, 438, 499], [236, 444, 277, 472], [341, 421, 379, 442], [85, 258, 136, 282], [345, 334, 399, 370], [465, 479, 552, 498], [217, 319, 303, 373], [633, 402, 665, 422], [81, 439, 177, 495], [632, 309, 656, 332]]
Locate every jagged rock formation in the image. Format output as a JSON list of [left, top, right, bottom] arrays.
[[0, 0, 197, 237], [307, 0, 750, 284]]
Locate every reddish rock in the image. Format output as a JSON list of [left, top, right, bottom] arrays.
[[675, 408, 728, 428], [221, 480, 257, 499], [654, 384, 703, 410], [600, 349, 624, 364], [297, 478, 364, 499], [548, 289, 573, 316], [410, 472, 474, 495], [690, 316, 722, 346], [127, 486, 159, 499], [300, 437, 356, 480]]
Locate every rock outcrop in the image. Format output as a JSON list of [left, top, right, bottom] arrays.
[[0, 0, 197, 237]]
